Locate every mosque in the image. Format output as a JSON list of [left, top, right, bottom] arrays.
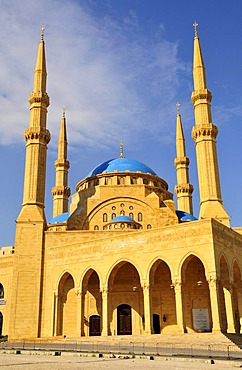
[[0, 24, 242, 341]]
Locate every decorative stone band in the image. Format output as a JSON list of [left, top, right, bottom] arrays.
[[28, 92, 50, 106], [191, 88, 212, 104], [192, 123, 218, 141], [24, 127, 51, 144], [54, 159, 70, 170], [175, 183, 194, 195], [174, 156, 190, 167], [52, 185, 71, 197]]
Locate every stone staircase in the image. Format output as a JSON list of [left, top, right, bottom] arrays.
[[224, 333, 242, 349]]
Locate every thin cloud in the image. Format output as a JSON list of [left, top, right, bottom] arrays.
[[0, 0, 187, 149]]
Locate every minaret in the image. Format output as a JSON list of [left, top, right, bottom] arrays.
[[52, 106, 70, 217], [21, 25, 50, 214], [191, 22, 230, 226], [10, 26, 50, 340], [174, 103, 193, 214]]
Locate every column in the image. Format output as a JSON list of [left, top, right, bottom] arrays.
[[223, 285, 235, 333], [101, 287, 109, 336], [143, 283, 152, 334], [208, 277, 222, 332], [76, 289, 82, 337], [174, 280, 185, 333], [51, 291, 57, 336]]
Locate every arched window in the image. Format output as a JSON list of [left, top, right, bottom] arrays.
[[129, 212, 134, 219], [103, 213, 108, 222], [94, 179, 99, 186], [0, 284, 4, 299], [118, 177, 125, 185], [94, 225, 99, 230], [120, 210, 125, 216], [147, 224, 152, 229], [131, 177, 137, 184], [138, 212, 143, 222], [143, 178, 148, 185], [112, 213, 116, 219], [153, 181, 158, 187]]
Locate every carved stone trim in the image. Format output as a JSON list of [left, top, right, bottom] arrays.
[[175, 183, 193, 195], [192, 123, 218, 141], [24, 127, 51, 144], [191, 89, 212, 104], [52, 186, 71, 197]]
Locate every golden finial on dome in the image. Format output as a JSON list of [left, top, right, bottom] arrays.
[[120, 140, 125, 158], [176, 102, 180, 115], [41, 24, 45, 41], [193, 21, 198, 37]]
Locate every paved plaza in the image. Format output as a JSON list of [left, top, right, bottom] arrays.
[[0, 353, 241, 369]]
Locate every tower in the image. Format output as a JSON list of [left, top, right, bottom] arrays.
[[52, 107, 70, 218], [9, 27, 50, 339], [191, 23, 230, 226], [174, 103, 193, 214]]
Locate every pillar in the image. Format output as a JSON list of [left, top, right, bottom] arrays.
[[208, 277, 222, 332], [223, 285, 235, 333], [101, 287, 109, 336], [76, 289, 82, 337], [174, 281, 185, 333], [142, 283, 152, 334], [237, 291, 242, 333]]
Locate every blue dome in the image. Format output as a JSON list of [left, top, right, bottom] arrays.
[[176, 210, 197, 222], [49, 212, 69, 224], [87, 157, 157, 177], [111, 215, 136, 223]]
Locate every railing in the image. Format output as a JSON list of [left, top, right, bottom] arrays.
[[0, 340, 241, 359]]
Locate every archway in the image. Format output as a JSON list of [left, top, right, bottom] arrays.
[[181, 255, 211, 332], [82, 270, 101, 336], [149, 259, 176, 333], [219, 256, 234, 332], [117, 304, 132, 335], [108, 261, 143, 336], [57, 273, 76, 336]]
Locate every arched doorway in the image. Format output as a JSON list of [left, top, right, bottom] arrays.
[[117, 304, 132, 335], [181, 255, 211, 332], [89, 315, 101, 336], [219, 256, 235, 333], [108, 261, 143, 336], [149, 259, 176, 333], [233, 261, 242, 333], [0, 312, 3, 336], [82, 269, 101, 336], [57, 273, 76, 336]]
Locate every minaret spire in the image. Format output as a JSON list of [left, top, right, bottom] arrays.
[[22, 25, 50, 210], [191, 24, 230, 226], [52, 107, 70, 217], [174, 103, 193, 215]]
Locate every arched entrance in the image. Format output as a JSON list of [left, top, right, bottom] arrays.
[[149, 259, 176, 333], [117, 304, 132, 335], [108, 261, 143, 336], [89, 315, 101, 336], [219, 256, 235, 333], [57, 272, 76, 336], [82, 269, 101, 336], [233, 261, 242, 333], [182, 255, 211, 332]]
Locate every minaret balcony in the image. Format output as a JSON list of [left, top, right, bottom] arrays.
[[191, 88, 212, 104], [192, 123, 218, 141]]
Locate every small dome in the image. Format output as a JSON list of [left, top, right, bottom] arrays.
[[49, 212, 69, 224], [88, 157, 157, 177], [176, 210, 197, 222], [111, 215, 136, 223]]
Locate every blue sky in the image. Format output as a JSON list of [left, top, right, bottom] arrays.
[[0, 0, 242, 246]]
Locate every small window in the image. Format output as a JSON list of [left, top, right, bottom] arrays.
[[103, 213, 108, 222], [143, 179, 148, 185], [153, 181, 157, 187], [147, 224, 152, 229], [131, 177, 137, 184], [120, 210, 125, 216], [138, 212, 143, 222], [112, 213, 116, 219], [118, 177, 125, 185], [129, 212, 134, 219], [94, 225, 99, 230]]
